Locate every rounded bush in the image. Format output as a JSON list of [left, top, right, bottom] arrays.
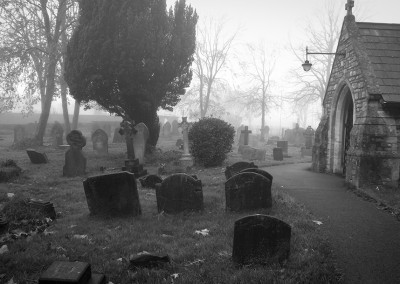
[[188, 117, 235, 167]]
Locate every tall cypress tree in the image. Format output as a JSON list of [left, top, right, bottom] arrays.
[[65, 0, 197, 146]]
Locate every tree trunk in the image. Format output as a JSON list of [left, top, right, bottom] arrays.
[[60, 11, 70, 134], [260, 93, 266, 141], [71, 100, 80, 130]]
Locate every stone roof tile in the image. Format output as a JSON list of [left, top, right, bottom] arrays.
[[356, 22, 400, 101]]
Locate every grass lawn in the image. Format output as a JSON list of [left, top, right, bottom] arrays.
[[0, 130, 341, 283]]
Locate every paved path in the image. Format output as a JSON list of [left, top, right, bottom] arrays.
[[264, 163, 400, 284]]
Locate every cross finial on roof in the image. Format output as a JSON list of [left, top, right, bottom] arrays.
[[345, 0, 354, 16]]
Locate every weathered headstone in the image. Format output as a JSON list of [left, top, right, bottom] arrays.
[[13, 125, 26, 144], [38, 261, 106, 284], [225, 172, 272, 212], [112, 127, 124, 143], [225, 161, 258, 180], [133, 122, 149, 164], [239, 168, 273, 184], [171, 120, 179, 135], [91, 129, 108, 155], [277, 140, 289, 157], [232, 214, 291, 265], [63, 130, 87, 177], [27, 199, 56, 220], [238, 126, 252, 146], [273, 148, 283, 161], [26, 149, 48, 164], [155, 173, 203, 213], [139, 174, 163, 189], [163, 121, 172, 137], [83, 171, 141, 216], [260, 125, 270, 142], [50, 121, 64, 148]]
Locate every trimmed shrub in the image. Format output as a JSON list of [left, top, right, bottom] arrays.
[[188, 117, 235, 167]]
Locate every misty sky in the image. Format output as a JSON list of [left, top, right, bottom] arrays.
[[46, 0, 399, 133]]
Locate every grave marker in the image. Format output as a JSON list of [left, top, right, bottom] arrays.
[[273, 147, 283, 161], [26, 149, 49, 164], [63, 130, 86, 177], [277, 141, 289, 157], [171, 120, 179, 135], [163, 121, 172, 136], [155, 173, 203, 213], [232, 214, 291, 265], [91, 129, 108, 155], [225, 172, 272, 212], [83, 171, 141, 216], [225, 161, 258, 180], [241, 126, 252, 146]]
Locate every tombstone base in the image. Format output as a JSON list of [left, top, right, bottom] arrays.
[[179, 154, 193, 170]]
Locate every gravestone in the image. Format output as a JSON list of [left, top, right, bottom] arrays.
[[225, 161, 258, 180], [50, 121, 64, 148], [232, 214, 291, 265], [155, 173, 203, 213], [277, 141, 289, 157], [26, 149, 48, 164], [273, 148, 283, 161], [112, 127, 124, 143], [0, 161, 22, 183], [171, 120, 179, 135], [239, 145, 266, 161], [27, 199, 56, 220], [240, 168, 273, 185], [260, 125, 270, 142], [225, 172, 272, 212], [13, 125, 26, 144], [303, 126, 315, 149], [63, 130, 87, 177], [238, 126, 252, 146], [179, 117, 193, 169], [163, 121, 172, 137], [38, 261, 106, 284], [139, 174, 163, 189], [133, 122, 149, 164], [83, 171, 141, 216], [91, 129, 108, 155]]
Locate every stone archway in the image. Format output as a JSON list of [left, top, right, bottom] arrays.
[[330, 84, 355, 175]]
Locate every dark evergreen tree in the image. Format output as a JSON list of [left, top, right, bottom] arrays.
[[64, 0, 197, 146]]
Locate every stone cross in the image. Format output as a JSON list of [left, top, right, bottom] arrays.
[[345, 0, 354, 16], [120, 120, 137, 160], [179, 117, 193, 169], [241, 126, 252, 146]]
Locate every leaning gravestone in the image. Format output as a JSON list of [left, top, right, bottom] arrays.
[[155, 173, 203, 213], [26, 149, 48, 164], [133, 122, 149, 164], [225, 172, 272, 212], [91, 129, 108, 155], [13, 125, 26, 144], [112, 127, 124, 143], [83, 171, 141, 216], [63, 130, 87, 177], [50, 121, 64, 148], [232, 214, 291, 265], [38, 261, 106, 284], [163, 121, 172, 137], [225, 161, 258, 180], [171, 120, 179, 135]]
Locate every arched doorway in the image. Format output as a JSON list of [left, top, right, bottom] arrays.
[[331, 85, 354, 175]]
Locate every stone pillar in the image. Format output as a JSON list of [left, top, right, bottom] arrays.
[[179, 117, 193, 169]]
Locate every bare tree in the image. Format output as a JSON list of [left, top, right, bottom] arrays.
[[193, 17, 237, 118], [289, 0, 342, 108], [231, 43, 277, 139], [0, 0, 79, 143]]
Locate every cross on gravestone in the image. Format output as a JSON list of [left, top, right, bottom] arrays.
[[346, 0, 354, 16], [241, 126, 252, 146]]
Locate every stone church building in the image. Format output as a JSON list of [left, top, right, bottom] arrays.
[[312, 1, 400, 188]]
